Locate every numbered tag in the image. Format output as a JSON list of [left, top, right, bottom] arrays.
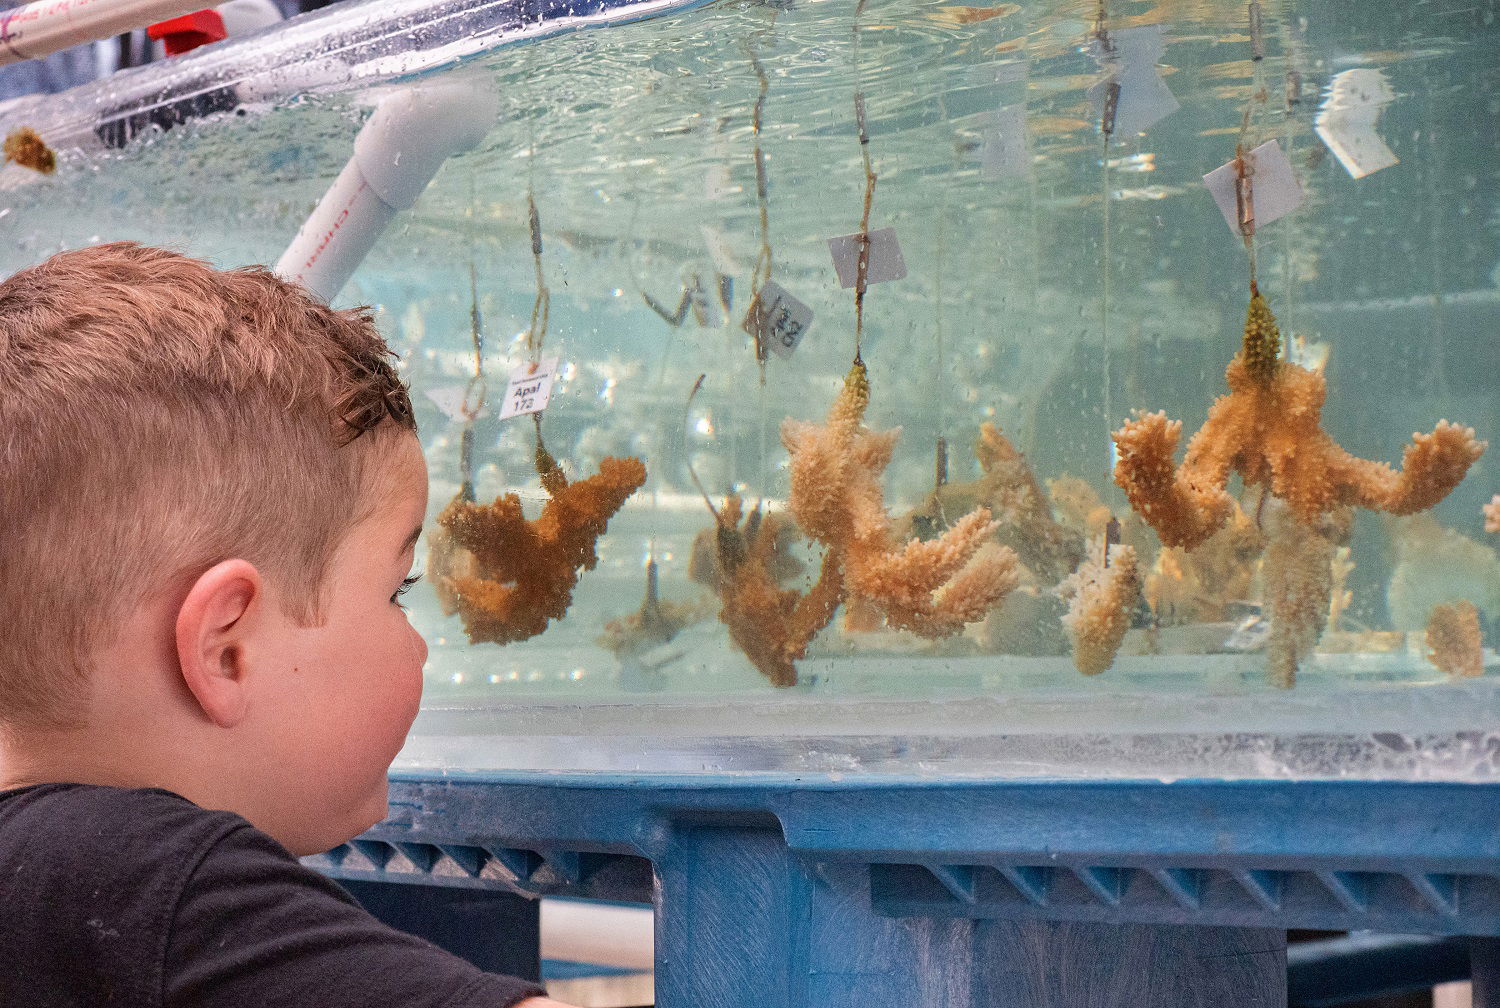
[[1203, 139, 1303, 236], [500, 357, 559, 421], [743, 280, 813, 359], [1314, 68, 1398, 179], [1089, 25, 1179, 138], [827, 227, 907, 289]]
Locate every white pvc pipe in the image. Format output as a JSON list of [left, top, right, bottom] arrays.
[[540, 898, 654, 972], [275, 77, 498, 303], [0, 0, 208, 66]]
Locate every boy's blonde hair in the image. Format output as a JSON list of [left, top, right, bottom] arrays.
[[0, 243, 416, 729]]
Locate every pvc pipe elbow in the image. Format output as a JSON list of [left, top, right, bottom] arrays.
[[352, 77, 500, 212], [275, 76, 498, 302]]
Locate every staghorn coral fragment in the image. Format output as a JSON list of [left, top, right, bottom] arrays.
[[1143, 497, 1262, 626], [3, 127, 55, 174], [1386, 513, 1500, 631], [1325, 545, 1355, 635], [1058, 537, 1140, 676], [702, 494, 843, 687], [783, 360, 1018, 638], [1426, 600, 1483, 679], [1114, 286, 1486, 551], [1486, 494, 1500, 535], [901, 424, 1084, 584], [429, 453, 646, 645], [1047, 475, 1113, 540]]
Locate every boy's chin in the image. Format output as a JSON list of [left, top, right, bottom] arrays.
[[285, 793, 389, 857]]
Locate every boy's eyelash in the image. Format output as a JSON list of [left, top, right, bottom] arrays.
[[393, 574, 421, 605]]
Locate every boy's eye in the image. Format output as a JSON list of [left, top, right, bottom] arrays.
[[393, 574, 421, 607]]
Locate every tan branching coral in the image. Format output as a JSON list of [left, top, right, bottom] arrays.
[[1047, 475, 1112, 540], [1144, 498, 1262, 625], [1114, 286, 1486, 551], [1486, 494, 1500, 535], [1426, 600, 1483, 679], [1260, 502, 1338, 689], [1386, 514, 1500, 631], [700, 494, 843, 687], [689, 507, 801, 593], [3, 127, 55, 174], [428, 447, 646, 645], [1058, 537, 1139, 676], [1326, 546, 1354, 634], [783, 361, 1018, 638], [902, 424, 1083, 584]]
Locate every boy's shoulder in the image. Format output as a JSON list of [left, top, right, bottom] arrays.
[[0, 783, 545, 1008], [0, 782, 261, 1007]]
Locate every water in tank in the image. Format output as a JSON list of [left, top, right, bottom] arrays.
[[2, 0, 1497, 780]]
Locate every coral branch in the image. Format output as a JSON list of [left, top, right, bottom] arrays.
[[1486, 494, 1500, 535], [1261, 502, 1338, 689], [429, 454, 646, 645], [1426, 600, 1482, 679], [783, 361, 1018, 638], [1114, 287, 1486, 551], [701, 495, 843, 687], [901, 424, 1085, 584], [1058, 537, 1140, 676]]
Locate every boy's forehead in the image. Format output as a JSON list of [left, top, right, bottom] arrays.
[[360, 434, 428, 533]]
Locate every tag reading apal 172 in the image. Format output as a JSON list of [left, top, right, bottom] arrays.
[[500, 356, 559, 421]]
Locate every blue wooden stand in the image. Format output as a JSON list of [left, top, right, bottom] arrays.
[[307, 775, 1500, 1006]]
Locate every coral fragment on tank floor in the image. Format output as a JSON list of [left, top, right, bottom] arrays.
[[598, 559, 707, 659], [1426, 600, 1483, 679], [429, 450, 646, 645], [1058, 536, 1139, 676], [782, 360, 1018, 638], [1113, 285, 1486, 551]]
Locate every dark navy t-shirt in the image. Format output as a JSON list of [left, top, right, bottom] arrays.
[[0, 782, 546, 1008]]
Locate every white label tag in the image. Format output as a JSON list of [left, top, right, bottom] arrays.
[[424, 385, 489, 423], [499, 357, 559, 421], [827, 227, 907, 289], [1203, 139, 1304, 236], [1314, 68, 1398, 179], [743, 280, 813, 358], [1089, 25, 1179, 138]]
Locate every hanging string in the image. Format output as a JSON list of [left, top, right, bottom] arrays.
[[851, 0, 876, 366], [522, 126, 554, 469], [748, 22, 776, 382], [459, 170, 487, 503], [1095, 0, 1117, 500]]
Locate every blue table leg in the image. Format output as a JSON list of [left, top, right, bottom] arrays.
[[653, 824, 1286, 1007], [1474, 938, 1500, 1008]]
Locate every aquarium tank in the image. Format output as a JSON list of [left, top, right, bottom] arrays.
[[2, 0, 1496, 780]]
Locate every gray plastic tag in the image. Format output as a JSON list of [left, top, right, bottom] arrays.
[[827, 227, 907, 289]]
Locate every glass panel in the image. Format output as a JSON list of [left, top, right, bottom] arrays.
[[3, 0, 1497, 780]]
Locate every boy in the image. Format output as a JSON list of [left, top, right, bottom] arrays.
[[0, 243, 574, 1008]]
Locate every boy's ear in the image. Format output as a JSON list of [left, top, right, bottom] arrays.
[[175, 559, 262, 729]]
